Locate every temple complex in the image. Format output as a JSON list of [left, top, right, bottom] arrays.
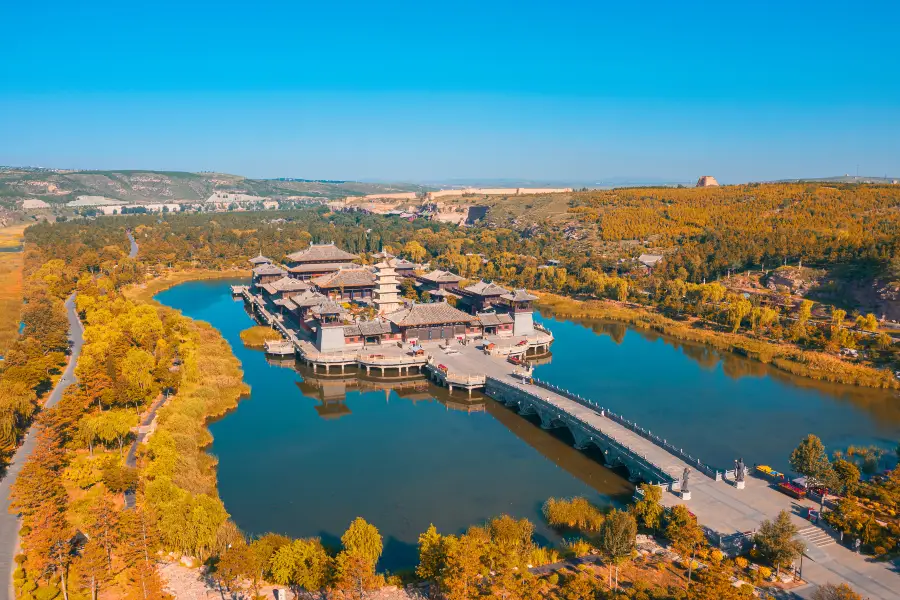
[[236, 242, 551, 361]]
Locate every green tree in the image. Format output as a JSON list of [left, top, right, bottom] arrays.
[[665, 505, 706, 586], [417, 524, 446, 581], [631, 483, 664, 531], [403, 240, 427, 263], [790, 434, 840, 503], [753, 510, 804, 576], [341, 517, 383, 567], [597, 509, 636, 590], [832, 457, 861, 495], [269, 538, 331, 597]]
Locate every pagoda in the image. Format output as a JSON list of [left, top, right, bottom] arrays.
[[373, 255, 405, 315]]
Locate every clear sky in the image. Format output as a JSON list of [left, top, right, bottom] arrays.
[[1, 0, 898, 183]]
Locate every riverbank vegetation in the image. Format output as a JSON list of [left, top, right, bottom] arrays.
[[239, 325, 283, 348], [537, 294, 899, 389]]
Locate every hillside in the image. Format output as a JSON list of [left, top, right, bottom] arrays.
[[0, 167, 429, 208]]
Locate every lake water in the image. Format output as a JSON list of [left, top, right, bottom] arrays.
[[155, 279, 900, 570]]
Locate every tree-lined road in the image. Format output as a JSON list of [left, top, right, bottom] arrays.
[[0, 293, 84, 600]]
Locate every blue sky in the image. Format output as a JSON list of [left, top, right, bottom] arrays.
[[1, 0, 898, 183]]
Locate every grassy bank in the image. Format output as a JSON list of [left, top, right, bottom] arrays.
[[124, 268, 250, 303], [239, 325, 282, 348], [0, 225, 28, 356], [537, 294, 900, 390]]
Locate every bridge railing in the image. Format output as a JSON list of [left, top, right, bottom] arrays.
[[488, 378, 675, 487], [530, 378, 722, 480]]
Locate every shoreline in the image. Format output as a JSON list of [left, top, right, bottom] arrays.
[[536, 293, 900, 390], [123, 268, 250, 303]]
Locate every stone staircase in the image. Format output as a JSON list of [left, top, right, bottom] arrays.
[[798, 525, 835, 548]]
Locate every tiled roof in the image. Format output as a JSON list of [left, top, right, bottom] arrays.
[[463, 280, 509, 296], [268, 276, 310, 292], [417, 269, 463, 284], [289, 291, 328, 308], [286, 243, 358, 263], [253, 264, 287, 276], [393, 259, 418, 270], [248, 254, 272, 265], [426, 289, 457, 298], [288, 262, 356, 274], [477, 312, 514, 326], [344, 320, 395, 337], [385, 302, 476, 327], [312, 268, 376, 288], [312, 300, 346, 316], [638, 253, 664, 267], [501, 289, 538, 302]]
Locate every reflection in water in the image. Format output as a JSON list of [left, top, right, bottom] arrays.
[[548, 314, 900, 426], [535, 312, 900, 471], [284, 358, 632, 499]]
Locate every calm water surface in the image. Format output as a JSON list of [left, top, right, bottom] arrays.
[[156, 280, 630, 570], [155, 280, 900, 569]]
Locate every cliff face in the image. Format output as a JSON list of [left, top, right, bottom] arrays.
[[696, 175, 719, 187]]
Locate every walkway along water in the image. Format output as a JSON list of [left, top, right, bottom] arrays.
[[0, 293, 84, 600]]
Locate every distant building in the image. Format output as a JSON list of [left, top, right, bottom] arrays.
[[416, 269, 464, 293], [252, 263, 287, 287], [637, 254, 664, 271], [696, 175, 719, 187], [312, 301, 348, 352], [286, 243, 358, 280], [476, 312, 514, 336], [258, 276, 311, 301], [455, 280, 510, 313], [248, 254, 272, 266], [500, 289, 538, 336], [385, 302, 479, 343], [343, 320, 401, 347], [311, 268, 376, 302]]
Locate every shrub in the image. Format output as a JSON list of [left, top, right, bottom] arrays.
[[735, 556, 749, 569], [563, 538, 593, 558]]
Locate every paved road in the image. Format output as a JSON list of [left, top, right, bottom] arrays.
[[0, 293, 84, 600], [127, 231, 138, 258]]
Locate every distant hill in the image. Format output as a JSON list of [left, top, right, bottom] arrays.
[[774, 175, 899, 185], [407, 177, 693, 189], [0, 167, 430, 207]]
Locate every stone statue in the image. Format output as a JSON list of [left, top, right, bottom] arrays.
[[735, 458, 745, 482], [682, 468, 690, 493]]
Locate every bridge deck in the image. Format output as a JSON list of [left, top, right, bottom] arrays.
[[432, 345, 828, 537]]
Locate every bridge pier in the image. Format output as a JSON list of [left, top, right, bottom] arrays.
[[571, 427, 594, 450], [537, 409, 557, 430]]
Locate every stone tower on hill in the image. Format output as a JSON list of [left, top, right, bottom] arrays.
[[696, 175, 719, 187]]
